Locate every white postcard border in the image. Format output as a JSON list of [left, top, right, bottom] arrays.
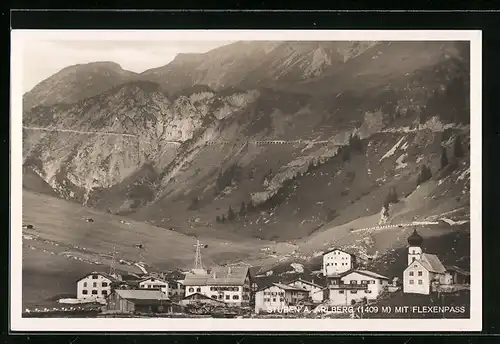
[[10, 29, 482, 332]]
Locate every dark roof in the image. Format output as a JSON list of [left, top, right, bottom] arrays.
[[407, 229, 423, 246], [322, 248, 358, 257], [182, 293, 225, 303], [420, 254, 446, 274], [114, 289, 169, 301], [183, 266, 249, 286], [257, 283, 310, 293], [138, 276, 166, 284], [445, 265, 470, 276], [343, 269, 390, 280], [287, 278, 323, 289], [77, 271, 120, 283]]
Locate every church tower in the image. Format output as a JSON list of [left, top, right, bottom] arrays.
[[407, 228, 423, 266]]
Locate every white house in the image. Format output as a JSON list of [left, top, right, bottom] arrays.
[[138, 276, 168, 295], [322, 248, 357, 277], [183, 266, 251, 306], [326, 269, 389, 305], [77, 271, 120, 302], [403, 229, 447, 295], [286, 278, 325, 303], [167, 279, 186, 299], [254, 283, 310, 314]]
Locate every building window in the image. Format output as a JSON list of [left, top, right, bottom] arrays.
[[233, 295, 239, 300], [83, 282, 87, 287], [196, 288, 201, 293], [273, 298, 276, 302], [82, 290, 88, 295], [409, 271, 414, 276], [409, 280, 414, 285], [365, 290, 372, 294], [102, 290, 107, 295], [93, 282, 97, 287], [92, 290, 98, 295], [92, 275, 98, 279], [189, 288, 194, 292], [350, 290, 357, 294], [225, 295, 230, 300], [350, 280, 357, 285], [418, 280, 423, 285], [335, 263, 337, 266], [339, 290, 345, 294], [210, 287, 214, 291], [413, 264, 418, 268], [102, 282, 108, 287], [211, 295, 217, 299], [418, 271, 423, 276], [218, 295, 223, 299], [361, 280, 367, 284]]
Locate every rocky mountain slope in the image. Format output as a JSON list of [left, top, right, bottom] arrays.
[[22, 40, 471, 245], [140, 41, 378, 95], [23, 62, 138, 110]]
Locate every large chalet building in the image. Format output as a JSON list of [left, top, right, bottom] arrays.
[[322, 248, 357, 277], [182, 266, 251, 306], [76, 272, 121, 303], [254, 283, 309, 313]]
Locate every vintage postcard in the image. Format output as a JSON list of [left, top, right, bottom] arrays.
[[10, 29, 482, 332]]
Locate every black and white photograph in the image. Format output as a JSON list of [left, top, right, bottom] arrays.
[[10, 30, 482, 332]]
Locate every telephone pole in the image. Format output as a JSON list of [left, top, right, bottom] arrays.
[[109, 246, 116, 277], [194, 239, 204, 270]]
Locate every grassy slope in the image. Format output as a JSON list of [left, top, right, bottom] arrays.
[[21, 190, 271, 308]]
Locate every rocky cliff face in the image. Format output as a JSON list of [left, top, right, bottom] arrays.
[[22, 40, 471, 240]]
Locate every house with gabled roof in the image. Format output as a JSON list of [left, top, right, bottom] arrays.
[[254, 283, 310, 314], [76, 271, 121, 303], [183, 266, 251, 306], [105, 289, 179, 314], [322, 248, 358, 277], [285, 278, 325, 303], [403, 229, 449, 295]]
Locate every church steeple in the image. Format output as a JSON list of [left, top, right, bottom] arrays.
[[407, 229, 423, 247], [407, 228, 423, 266]]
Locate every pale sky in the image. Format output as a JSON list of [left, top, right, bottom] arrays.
[[22, 40, 233, 93]]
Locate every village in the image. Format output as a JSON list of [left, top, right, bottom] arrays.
[[24, 228, 470, 318]]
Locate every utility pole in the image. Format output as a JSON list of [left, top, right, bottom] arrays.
[[109, 246, 116, 277], [194, 239, 204, 270]]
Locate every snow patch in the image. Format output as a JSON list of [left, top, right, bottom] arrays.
[[457, 168, 470, 181], [396, 153, 408, 170], [380, 137, 406, 161], [441, 218, 469, 226]]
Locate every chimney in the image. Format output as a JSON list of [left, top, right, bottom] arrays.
[[312, 278, 315, 285], [228, 267, 232, 276], [212, 272, 216, 279]]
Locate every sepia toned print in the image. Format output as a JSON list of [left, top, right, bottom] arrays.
[[10, 30, 482, 332]]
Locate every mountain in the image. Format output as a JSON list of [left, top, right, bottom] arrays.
[[23, 61, 138, 110], [140, 41, 378, 95], [22, 40, 471, 245]]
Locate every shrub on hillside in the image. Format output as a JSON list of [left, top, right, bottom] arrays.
[[341, 146, 351, 162], [453, 135, 465, 158], [385, 187, 398, 205], [239, 202, 247, 217], [349, 133, 363, 152], [188, 197, 200, 211], [440, 147, 449, 170], [227, 206, 236, 222], [216, 164, 241, 193], [417, 165, 432, 185]]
